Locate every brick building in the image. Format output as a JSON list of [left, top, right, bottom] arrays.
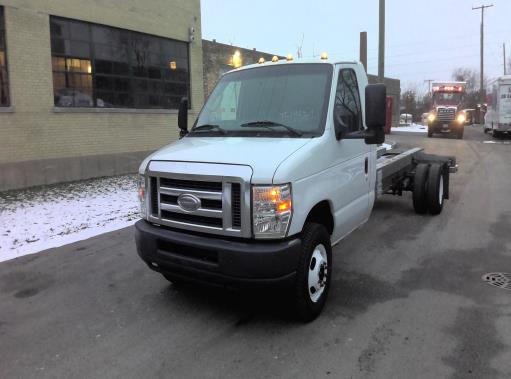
[[0, 1, 400, 191], [202, 39, 285, 99], [0, 0, 203, 191]]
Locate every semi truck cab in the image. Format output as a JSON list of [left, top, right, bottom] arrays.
[[427, 82, 467, 139]]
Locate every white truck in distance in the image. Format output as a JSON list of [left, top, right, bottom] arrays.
[[135, 58, 457, 321], [484, 75, 511, 138]]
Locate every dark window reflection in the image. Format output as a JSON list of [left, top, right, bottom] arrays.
[[0, 6, 10, 107], [50, 16, 190, 109]]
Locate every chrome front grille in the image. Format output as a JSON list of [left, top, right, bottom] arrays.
[[436, 107, 456, 122], [146, 161, 252, 238]]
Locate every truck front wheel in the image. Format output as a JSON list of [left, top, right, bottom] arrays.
[[457, 127, 464, 139], [294, 223, 332, 322]]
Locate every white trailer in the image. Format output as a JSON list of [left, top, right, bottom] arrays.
[[484, 76, 511, 137]]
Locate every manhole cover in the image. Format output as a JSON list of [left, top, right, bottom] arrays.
[[482, 273, 511, 290]]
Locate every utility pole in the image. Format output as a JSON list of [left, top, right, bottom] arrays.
[[360, 31, 368, 73], [378, 0, 385, 82], [472, 4, 493, 103], [504, 43, 507, 75]]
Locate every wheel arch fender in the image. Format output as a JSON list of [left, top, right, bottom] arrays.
[[301, 200, 335, 236]]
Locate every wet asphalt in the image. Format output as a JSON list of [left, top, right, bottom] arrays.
[[1, 125, 511, 379]]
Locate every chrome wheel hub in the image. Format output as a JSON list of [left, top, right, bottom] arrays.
[[308, 244, 328, 303]]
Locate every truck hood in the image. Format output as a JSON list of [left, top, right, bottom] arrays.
[[140, 136, 313, 183]]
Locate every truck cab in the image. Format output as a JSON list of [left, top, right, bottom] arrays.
[[427, 82, 467, 139], [135, 58, 386, 320], [135, 58, 455, 321]]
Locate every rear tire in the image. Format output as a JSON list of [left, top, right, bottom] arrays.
[[294, 223, 332, 322], [426, 163, 444, 215], [413, 163, 429, 214]]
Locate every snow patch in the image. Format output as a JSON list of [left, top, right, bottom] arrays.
[[392, 123, 427, 134], [0, 175, 139, 263]]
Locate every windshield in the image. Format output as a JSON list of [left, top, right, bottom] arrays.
[[433, 91, 463, 106], [191, 64, 333, 137]]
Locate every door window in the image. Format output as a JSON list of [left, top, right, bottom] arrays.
[[334, 69, 363, 133]]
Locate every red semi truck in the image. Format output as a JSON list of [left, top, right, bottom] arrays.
[[427, 82, 467, 139]]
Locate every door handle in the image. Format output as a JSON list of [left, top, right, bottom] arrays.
[[364, 157, 368, 174]]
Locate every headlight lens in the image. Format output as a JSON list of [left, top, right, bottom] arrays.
[[427, 113, 436, 122], [457, 113, 466, 123], [252, 184, 292, 239], [138, 175, 147, 219]]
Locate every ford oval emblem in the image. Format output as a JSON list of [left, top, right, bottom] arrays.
[[177, 194, 201, 212]]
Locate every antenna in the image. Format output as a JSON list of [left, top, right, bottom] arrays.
[[297, 33, 304, 59]]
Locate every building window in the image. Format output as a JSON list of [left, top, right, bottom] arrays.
[[50, 16, 190, 109], [0, 6, 9, 107]]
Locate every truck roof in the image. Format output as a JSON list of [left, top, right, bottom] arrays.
[[432, 81, 467, 86], [227, 58, 362, 74]]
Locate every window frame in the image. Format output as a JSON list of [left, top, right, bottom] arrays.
[[0, 6, 10, 107], [334, 68, 364, 134], [49, 16, 191, 110]]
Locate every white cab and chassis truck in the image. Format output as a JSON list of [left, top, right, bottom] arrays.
[[484, 76, 511, 138], [135, 59, 457, 321]]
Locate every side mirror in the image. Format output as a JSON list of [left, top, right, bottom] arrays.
[[364, 84, 386, 144], [178, 97, 188, 138]]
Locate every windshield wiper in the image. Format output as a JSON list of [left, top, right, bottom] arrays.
[[190, 124, 227, 134], [240, 120, 303, 137]]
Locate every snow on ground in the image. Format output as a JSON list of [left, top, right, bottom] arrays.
[[0, 174, 139, 263], [392, 123, 427, 133]]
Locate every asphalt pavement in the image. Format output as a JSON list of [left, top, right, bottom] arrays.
[[1, 125, 511, 379]]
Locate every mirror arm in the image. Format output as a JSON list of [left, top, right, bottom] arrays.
[[343, 129, 376, 139], [179, 129, 188, 139]]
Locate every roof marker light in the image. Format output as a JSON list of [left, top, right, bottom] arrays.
[[258, 57, 265, 64], [286, 54, 293, 61], [271, 55, 279, 62], [320, 52, 328, 60]]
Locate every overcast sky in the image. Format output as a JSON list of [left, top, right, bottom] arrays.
[[201, 0, 511, 94]]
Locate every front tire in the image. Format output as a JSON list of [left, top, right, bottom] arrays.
[[427, 125, 433, 138], [294, 223, 332, 322], [162, 273, 184, 287], [457, 127, 464, 139]]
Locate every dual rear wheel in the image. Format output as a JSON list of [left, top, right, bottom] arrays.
[[413, 163, 445, 215]]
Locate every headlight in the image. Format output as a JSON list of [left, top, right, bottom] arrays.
[[138, 175, 147, 219], [457, 113, 466, 123], [252, 184, 292, 239], [427, 113, 436, 122]]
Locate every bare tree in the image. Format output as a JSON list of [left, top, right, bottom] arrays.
[[452, 67, 487, 109], [452, 67, 478, 92]]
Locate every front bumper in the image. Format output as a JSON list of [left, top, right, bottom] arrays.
[[134, 220, 301, 288], [429, 121, 463, 132]]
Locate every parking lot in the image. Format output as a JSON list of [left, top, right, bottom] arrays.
[[1, 125, 510, 379]]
